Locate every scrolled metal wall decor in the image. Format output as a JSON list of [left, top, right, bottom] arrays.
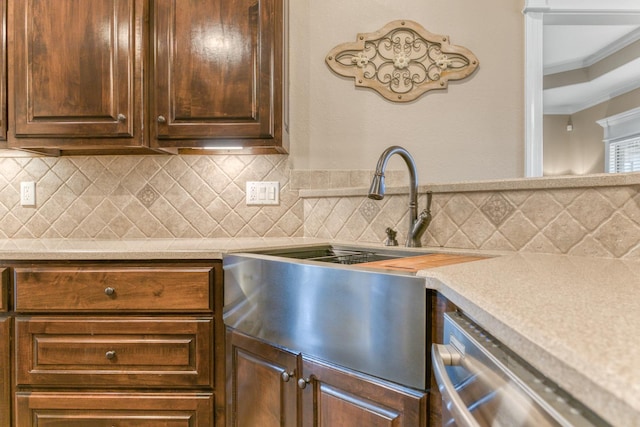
[[325, 20, 479, 102]]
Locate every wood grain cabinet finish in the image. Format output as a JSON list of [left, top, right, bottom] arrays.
[[151, 0, 285, 152], [300, 357, 427, 427], [16, 316, 213, 388], [226, 328, 427, 427], [14, 265, 214, 312], [0, 268, 7, 312], [0, 317, 10, 427], [227, 328, 298, 427], [0, 0, 6, 144], [15, 392, 214, 427], [8, 0, 146, 151], [10, 261, 223, 427]]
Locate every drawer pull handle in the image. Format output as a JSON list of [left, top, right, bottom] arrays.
[[105, 350, 116, 360], [157, 115, 167, 123], [104, 287, 115, 296]]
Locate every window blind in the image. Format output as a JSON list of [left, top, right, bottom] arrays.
[[609, 136, 640, 173]]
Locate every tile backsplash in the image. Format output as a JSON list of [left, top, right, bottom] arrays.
[[303, 185, 640, 258], [1, 155, 640, 259], [0, 155, 302, 239]]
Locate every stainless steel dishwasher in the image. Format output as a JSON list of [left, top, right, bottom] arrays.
[[432, 312, 609, 427]]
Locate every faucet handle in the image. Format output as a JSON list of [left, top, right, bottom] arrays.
[[384, 227, 399, 246], [426, 191, 433, 212]]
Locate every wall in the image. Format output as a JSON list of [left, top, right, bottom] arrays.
[[288, 0, 525, 183], [544, 87, 640, 176]]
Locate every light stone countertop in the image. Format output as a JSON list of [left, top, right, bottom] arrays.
[[0, 238, 637, 425], [0, 237, 329, 260], [419, 253, 640, 427]]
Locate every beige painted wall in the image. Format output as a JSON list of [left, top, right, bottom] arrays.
[[288, 0, 526, 183], [544, 87, 640, 176]]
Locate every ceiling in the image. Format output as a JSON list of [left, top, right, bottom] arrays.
[[543, 24, 640, 115]]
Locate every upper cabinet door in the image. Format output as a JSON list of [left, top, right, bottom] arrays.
[[9, 0, 144, 148], [0, 0, 6, 144], [152, 0, 284, 152]]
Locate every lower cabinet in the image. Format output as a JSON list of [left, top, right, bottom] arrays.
[[9, 261, 223, 427], [0, 317, 9, 427], [226, 328, 427, 427]]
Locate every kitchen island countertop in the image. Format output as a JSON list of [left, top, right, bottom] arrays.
[[419, 252, 640, 427]]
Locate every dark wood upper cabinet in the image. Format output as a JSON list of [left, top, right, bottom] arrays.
[[8, 0, 148, 153], [0, 0, 6, 144], [151, 0, 285, 153], [5, 0, 285, 155]]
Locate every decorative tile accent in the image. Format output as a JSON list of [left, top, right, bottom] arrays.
[[359, 199, 380, 222], [137, 184, 159, 207], [480, 193, 514, 225]]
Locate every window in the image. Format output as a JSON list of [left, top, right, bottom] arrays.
[[607, 136, 640, 173], [598, 107, 640, 174]]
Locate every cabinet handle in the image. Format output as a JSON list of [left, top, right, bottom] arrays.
[[281, 370, 295, 382], [104, 287, 115, 296], [297, 377, 310, 389], [157, 115, 167, 123], [117, 113, 126, 122], [105, 350, 116, 360]]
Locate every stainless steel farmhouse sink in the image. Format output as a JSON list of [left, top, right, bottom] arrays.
[[223, 245, 432, 390]]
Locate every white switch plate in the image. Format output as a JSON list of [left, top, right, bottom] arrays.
[[20, 181, 36, 206], [246, 181, 280, 205]]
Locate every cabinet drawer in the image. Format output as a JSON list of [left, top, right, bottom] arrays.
[[14, 265, 214, 312], [15, 392, 214, 427], [16, 317, 213, 388], [0, 268, 7, 312]]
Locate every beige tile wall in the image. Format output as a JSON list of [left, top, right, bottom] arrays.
[[0, 155, 302, 239], [1, 156, 639, 259], [303, 185, 640, 259]]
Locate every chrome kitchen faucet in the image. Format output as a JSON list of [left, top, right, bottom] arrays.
[[368, 146, 432, 247]]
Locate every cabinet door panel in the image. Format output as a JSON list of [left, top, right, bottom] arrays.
[[0, 317, 9, 427], [0, 0, 6, 143], [0, 268, 7, 312], [15, 392, 214, 427], [301, 357, 427, 427], [152, 0, 282, 146], [10, 0, 142, 143], [227, 328, 298, 427]]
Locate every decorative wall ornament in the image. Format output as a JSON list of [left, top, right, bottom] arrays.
[[325, 20, 479, 102]]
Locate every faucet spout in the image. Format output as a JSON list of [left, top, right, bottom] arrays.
[[368, 146, 430, 247]]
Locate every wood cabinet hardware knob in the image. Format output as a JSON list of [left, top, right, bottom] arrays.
[[157, 115, 167, 123], [281, 371, 294, 382], [104, 287, 115, 296], [105, 350, 116, 360], [117, 113, 126, 121], [297, 377, 310, 389]]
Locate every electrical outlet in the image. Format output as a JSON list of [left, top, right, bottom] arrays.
[[246, 181, 280, 205], [20, 181, 36, 206]]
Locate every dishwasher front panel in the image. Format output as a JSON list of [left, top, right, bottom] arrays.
[[432, 312, 609, 427]]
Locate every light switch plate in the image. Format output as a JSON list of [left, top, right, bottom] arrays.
[[246, 181, 280, 205]]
